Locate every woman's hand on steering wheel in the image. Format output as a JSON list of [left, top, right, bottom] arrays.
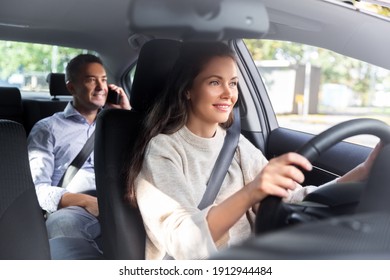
[[247, 152, 313, 207], [255, 118, 390, 235], [338, 141, 384, 184]]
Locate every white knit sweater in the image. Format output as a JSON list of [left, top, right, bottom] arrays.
[[135, 125, 316, 260]]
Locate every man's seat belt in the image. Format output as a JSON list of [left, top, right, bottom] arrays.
[[58, 131, 95, 188]]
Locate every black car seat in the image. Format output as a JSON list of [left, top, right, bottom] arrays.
[[95, 39, 182, 259], [0, 86, 24, 125], [0, 120, 51, 259], [46, 73, 71, 99]]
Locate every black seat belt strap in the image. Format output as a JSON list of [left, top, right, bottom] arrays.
[[164, 106, 241, 260], [58, 131, 95, 188], [198, 106, 241, 210]]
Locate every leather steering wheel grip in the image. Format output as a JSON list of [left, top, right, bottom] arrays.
[[297, 118, 390, 163], [255, 118, 390, 235]]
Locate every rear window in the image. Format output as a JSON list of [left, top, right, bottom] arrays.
[[0, 40, 95, 94]]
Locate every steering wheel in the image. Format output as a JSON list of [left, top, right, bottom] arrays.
[[255, 118, 390, 235]]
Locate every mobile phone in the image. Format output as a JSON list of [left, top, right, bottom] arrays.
[[106, 88, 121, 105]]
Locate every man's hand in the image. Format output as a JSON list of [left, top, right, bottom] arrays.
[[59, 192, 99, 217], [105, 84, 131, 110]]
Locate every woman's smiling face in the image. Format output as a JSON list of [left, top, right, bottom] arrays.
[[186, 55, 239, 138]]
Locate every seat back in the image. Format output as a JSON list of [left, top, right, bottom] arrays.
[[0, 120, 51, 259], [23, 99, 67, 136], [95, 39, 181, 259], [0, 87, 24, 124], [95, 109, 145, 259], [23, 73, 69, 135]]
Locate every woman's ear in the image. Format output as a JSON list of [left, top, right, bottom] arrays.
[[186, 90, 191, 100]]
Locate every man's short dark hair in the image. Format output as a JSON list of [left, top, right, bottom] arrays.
[[65, 54, 103, 82]]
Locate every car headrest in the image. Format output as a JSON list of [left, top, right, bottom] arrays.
[[46, 73, 71, 96], [0, 86, 22, 106], [130, 39, 182, 113], [0, 87, 23, 122]]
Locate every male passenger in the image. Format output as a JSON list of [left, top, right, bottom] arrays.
[[27, 54, 131, 259]]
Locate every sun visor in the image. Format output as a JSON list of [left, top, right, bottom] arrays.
[[128, 0, 269, 40]]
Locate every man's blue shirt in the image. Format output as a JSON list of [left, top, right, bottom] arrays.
[[27, 102, 96, 212]]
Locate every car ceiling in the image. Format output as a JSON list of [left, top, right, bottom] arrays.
[[1, 0, 389, 77]]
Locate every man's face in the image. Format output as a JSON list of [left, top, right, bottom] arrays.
[[67, 62, 108, 113]]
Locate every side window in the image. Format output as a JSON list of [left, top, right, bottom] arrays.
[[245, 39, 390, 147], [124, 64, 137, 94], [128, 65, 137, 84]]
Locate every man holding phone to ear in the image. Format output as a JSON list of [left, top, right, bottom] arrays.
[[27, 54, 131, 259]]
